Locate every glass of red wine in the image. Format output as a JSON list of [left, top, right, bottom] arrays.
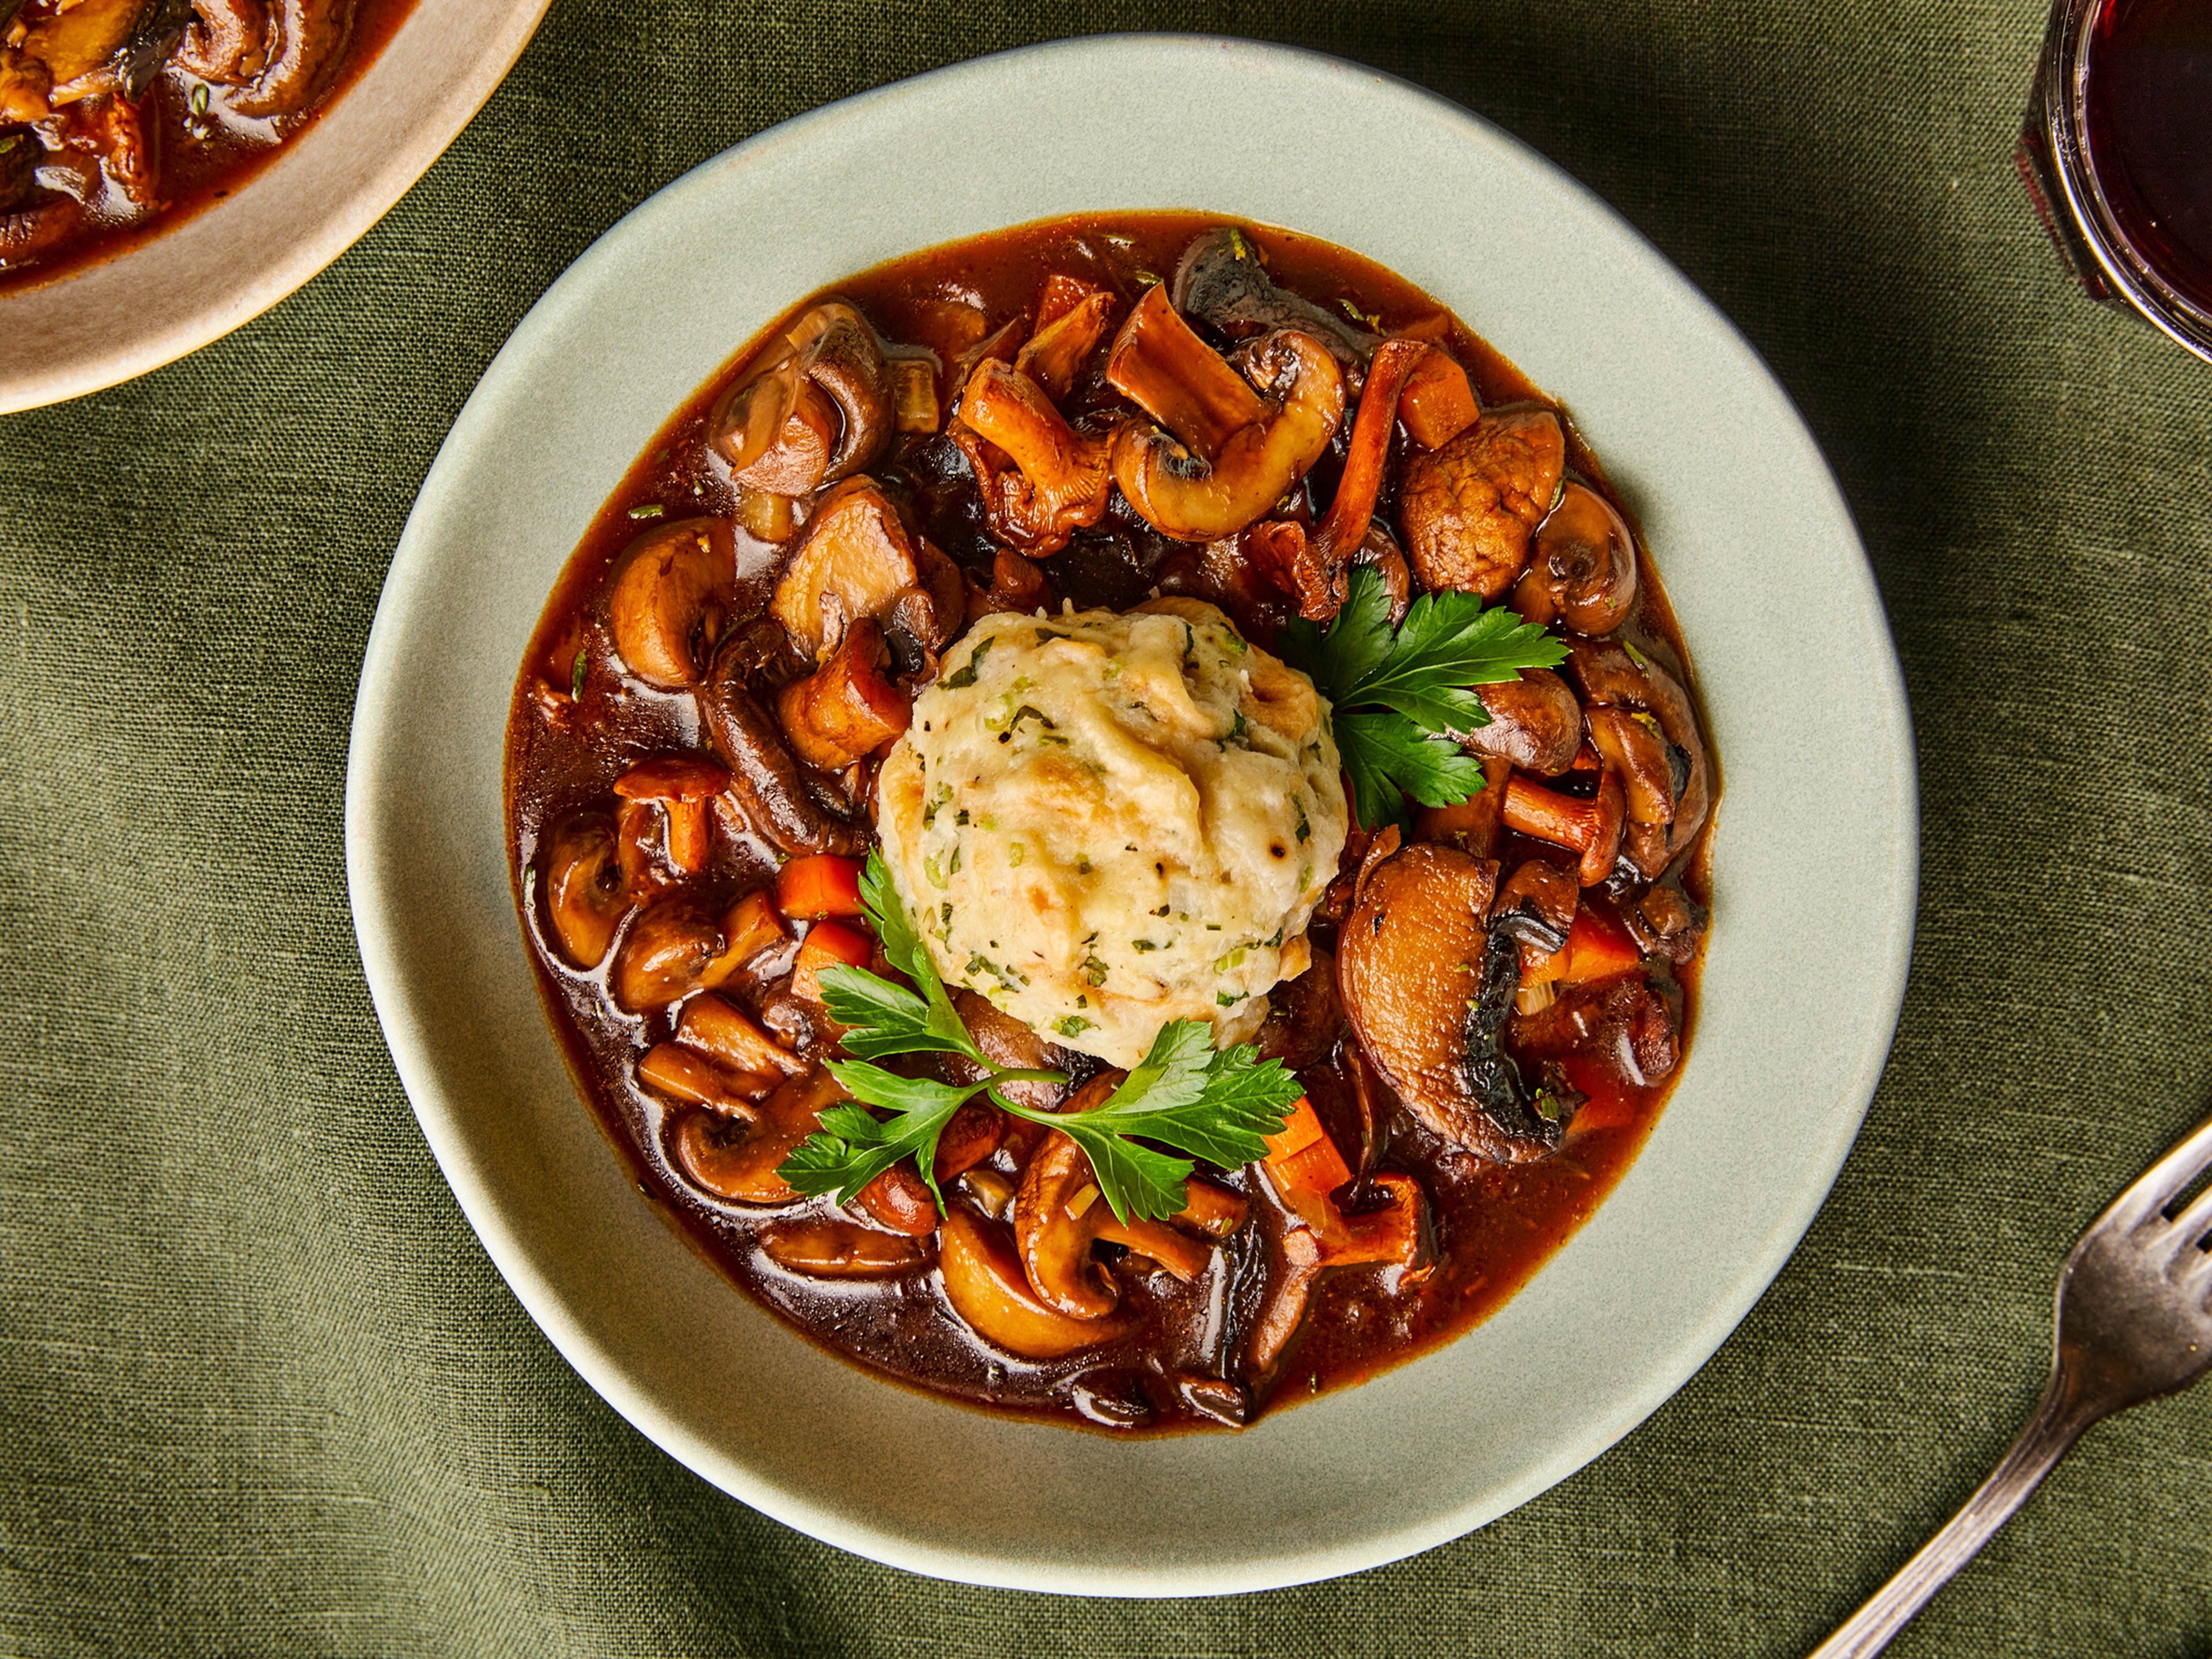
[[2017, 0, 2212, 362]]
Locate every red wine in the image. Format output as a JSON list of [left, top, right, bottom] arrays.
[[2084, 0, 2212, 308]]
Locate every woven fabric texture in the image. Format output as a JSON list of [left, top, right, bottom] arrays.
[[3, 2, 2209, 1654]]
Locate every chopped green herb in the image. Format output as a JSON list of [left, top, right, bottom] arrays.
[[942, 637, 993, 689], [1081, 956, 1109, 986], [1217, 991, 1241, 1007], [570, 647, 587, 702], [1132, 939, 1160, 953], [1292, 796, 1310, 843], [627, 502, 666, 520], [1052, 1015, 1092, 1039], [188, 84, 209, 116], [1008, 842, 1024, 867]]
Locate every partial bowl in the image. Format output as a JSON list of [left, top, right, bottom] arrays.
[[0, 0, 550, 414], [345, 35, 1917, 1596]]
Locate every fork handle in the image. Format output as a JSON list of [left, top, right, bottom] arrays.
[[1806, 1361, 2104, 1659]]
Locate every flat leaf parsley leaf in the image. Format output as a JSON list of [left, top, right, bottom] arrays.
[[779, 855, 1301, 1222], [1279, 565, 1567, 830]]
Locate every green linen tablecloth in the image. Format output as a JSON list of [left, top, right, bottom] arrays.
[[3, 1, 2208, 1653]]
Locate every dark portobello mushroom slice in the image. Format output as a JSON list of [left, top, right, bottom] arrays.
[[1338, 838, 1567, 1162]]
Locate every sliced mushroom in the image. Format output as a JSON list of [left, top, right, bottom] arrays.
[[759, 1218, 928, 1279], [1464, 668, 1582, 776], [1338, 839, 1562, 1162], [1565, 638, 1711, 877], [1398, 407, 1566, 600], [1585, 706, 1675, 826], [603, 517, 736, 690], [944, 988, 1069, 1113], [610, 897, 749, 1012], [1105, 282, 1267, 460], [711, 301, 892, 493], [635, 1043, 772, 1116], [226, 0, 353, 117], [541, 813, 627, 968], [1514, 480, 1638, 635], [769, 479, 946, 662], [676, 991, 803, 1078], [700, 635, 868, 857], [669, 1066, 843, 1205], [1111, 328, 1346, 544], [1014, 1130, 1215, 1320], [939, 1207, 1120, 1360], [176, 0, 268, 81], [1170, 225, 1374, 384], [1491, 858, 1579, 953], [1413, 753, 1511, 857], [20, 0, 191, 104], [775, 615, 912, 770], [952, 358, 1116, 554], [1624, 882, 1707, 965], [1242, 338, 1428, 620]]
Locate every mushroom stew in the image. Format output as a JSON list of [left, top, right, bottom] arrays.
[[506, 213, 1717, 1434], [0, 0, 416, 290]]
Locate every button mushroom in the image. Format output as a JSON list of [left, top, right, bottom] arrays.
[[939, 1207, 1121, 1360], [1565, 639, 1711, 879], [603, 517, 736, 691], [1514, 480, 1638, 636], [699, 635, 869, 857], [226, 0, 353, 118], [1397, 407, 1566, 600], [775, 616, 912, 770], [1337, 836, 1564, 1162], [952, 358, 1117, 554], [769, 479, 957, 663], [759, 1218, 929, 1279], [711, 301, 893, 494], [1464, 667, 1584, 776], [541, 813, 628, 969], [1111, 327, 1347, 544], [1243, 336, 1430, 620], [609, 897, 751, 1013], [668, 1065, 844, 1205], [1014, 1128, 1216, 1320], [1169, 225, 1375, 385]]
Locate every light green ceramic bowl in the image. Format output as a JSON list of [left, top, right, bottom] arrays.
[[346, 35, 1917, 1597]]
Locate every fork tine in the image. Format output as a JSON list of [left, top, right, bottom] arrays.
[[2107, 1113, 2212, 1228], [2165, 1185, 2212, 1256]]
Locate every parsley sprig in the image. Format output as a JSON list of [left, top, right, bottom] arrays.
[[1279, 566, 1569, 830], [777, 854, 1301, 1224]]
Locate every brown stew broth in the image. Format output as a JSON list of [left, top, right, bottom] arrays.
[[0, 0, 419, 296], [506, 211, 1712, 1432]]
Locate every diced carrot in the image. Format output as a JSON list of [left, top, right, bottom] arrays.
[[1558, 907, 1642, 986], [790, 919, 874, 1003], [1397, 349, 1480, 448], [776, 854, 868, 920], [1174, 1176, 1249, 1240], [1264, 1096, 1353, 1197], [1263, 1094, 1326, 1163]]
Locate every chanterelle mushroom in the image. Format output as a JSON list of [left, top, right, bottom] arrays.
[[952, 358, 1116, 554], [1111, 328, 1346, 543], [1398, 407, 1566, 600]]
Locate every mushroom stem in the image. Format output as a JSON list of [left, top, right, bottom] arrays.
[[775, 616, 911, 770], [1501, 772, 1626, 887], [1105, 282, 1266, 461], [953, 359, 1116, 554]]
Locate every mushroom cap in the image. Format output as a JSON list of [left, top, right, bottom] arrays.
[[1110, 329, 1346, 544], [1398, 408, 1566, 600], [603, 517, 736, 690], [940, 1207, 1120, 1361], [1465, 668, 1583, 775], [542, 813, 627, 969], [1338, 840, 1562, 1163], [1015, 1130, 1124, 1321], [1522, 480, 1638, 636]]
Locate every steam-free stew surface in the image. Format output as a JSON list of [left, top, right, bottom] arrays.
[[506, 212, 1712, 1432]]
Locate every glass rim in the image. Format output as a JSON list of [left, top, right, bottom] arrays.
[[2041, 0, 2212, 361]]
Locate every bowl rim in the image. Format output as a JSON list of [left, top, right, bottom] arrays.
[[0, 0, 551, 415], [346, 32, 1918, 1596]]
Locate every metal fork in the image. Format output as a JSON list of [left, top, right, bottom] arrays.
[[1809, 1112, 2212, 1659]]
